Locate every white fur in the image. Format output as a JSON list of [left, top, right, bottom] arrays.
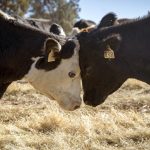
[[0, 10, 15, 20], [70, 25, 96, 36], [25, 40, 81, 110], [70, 27, 80, 36], [59, 27, 66, 36]]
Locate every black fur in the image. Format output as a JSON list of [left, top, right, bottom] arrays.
[[74, 19, 96, 29], [78, 13, 150, 106]]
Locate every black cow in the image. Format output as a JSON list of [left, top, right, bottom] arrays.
[[14, 15, 66, 36], [27, 19, 66, 36], [76, 12, 150, 106], [72, 14, 131, 36], [0, 10, 82, 111], [14, 15, 51, 31], [26, 18, 51, 32], [74, 19, 96, 29], [97, 13, 133, 29], [71, 19, 96, 36]]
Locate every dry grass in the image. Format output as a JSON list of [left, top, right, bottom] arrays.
[[0, 79, 149, 150]]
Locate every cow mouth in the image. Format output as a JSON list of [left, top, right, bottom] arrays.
[[45, 92, 81, 111], [84, 95, 107, 107]]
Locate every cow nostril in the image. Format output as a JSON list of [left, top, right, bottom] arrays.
[[73, 105, 80, 110]]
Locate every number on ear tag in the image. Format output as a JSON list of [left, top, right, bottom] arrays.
[[104, 45, 115, 59]]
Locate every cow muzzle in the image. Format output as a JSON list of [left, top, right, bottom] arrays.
[[58, 98, 82, 111], [84, 94, 107, 107]]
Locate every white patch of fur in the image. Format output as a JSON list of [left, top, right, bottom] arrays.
[[59, 27, 66, 36], [89, 24, 96, 28], [70, 25, 96, 36], [70, 27, 80, 36], [31, 57, 41, 61], [0, 10, 15, 20], [25, 40, 81, 110]]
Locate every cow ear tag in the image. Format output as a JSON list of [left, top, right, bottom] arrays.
[[48, 50, 55, 62], [104, 45, 115, 59]]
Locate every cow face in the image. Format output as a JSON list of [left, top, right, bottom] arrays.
[[26, 38, 82, 111], [78, 13, 129, 107], [79, 31, 126, 106]]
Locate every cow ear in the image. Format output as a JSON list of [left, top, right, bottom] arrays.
[[44, 38, 61, 62], [102, 34, 121, 59], [98, 12, 118, 29]]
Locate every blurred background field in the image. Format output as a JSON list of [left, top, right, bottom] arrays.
[[0, 79, 149, 150]]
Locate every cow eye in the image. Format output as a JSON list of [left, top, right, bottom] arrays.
[[68, 71, 76, 78]]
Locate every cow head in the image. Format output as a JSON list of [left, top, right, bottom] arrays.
[[77, 13, 128, 106], [26, 38, 82, 111]]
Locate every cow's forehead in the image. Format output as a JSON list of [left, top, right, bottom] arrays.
[[25, 37, 80, 84]]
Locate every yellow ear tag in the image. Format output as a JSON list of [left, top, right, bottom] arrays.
[[104, 45, 115, 59], [48, 51, 55, 62]]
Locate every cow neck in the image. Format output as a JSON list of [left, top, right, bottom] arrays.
[[97, 15, 150, 84]]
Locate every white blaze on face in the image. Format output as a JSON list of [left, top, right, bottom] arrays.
[[25, 39, 82, 111], [59, 27, 66, 37]]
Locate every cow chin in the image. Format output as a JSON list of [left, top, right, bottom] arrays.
[[83, 91, 107, 107], [84, 96, 107, 107]]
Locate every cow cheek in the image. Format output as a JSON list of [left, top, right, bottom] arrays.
[[52, 78, 82, 110]]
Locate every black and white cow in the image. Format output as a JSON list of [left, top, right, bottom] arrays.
[[0, 10, 81, 111], [49, 23, 66, 36]]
